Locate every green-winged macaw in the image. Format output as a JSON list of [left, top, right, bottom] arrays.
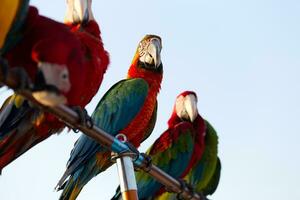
[[56, 35, 163, 200], [156, 105, 221, 200], [0, 0, 109, 173], [111, 91, 207, 200]]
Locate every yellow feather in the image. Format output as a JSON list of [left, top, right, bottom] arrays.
[[69, 183, 81, 200], [0, 0, 20, 48], [14, 95, 24, 108]]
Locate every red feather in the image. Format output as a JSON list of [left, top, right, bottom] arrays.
[[0, 6, 109, 171], [121, 56, 162, 147], [66, 20, 109, 106], [167, 107, 206, 177]]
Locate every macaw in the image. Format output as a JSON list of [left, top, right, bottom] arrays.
[[0, 0, 109, 173], [111, 91, 207, 200], [155, 113, 221, 200], [64, 0, 109, 106], [56, 35, 163, 200]]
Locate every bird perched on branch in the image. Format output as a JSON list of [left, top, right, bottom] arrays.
[[0, 0, 109, 173], [64, 0, 109, 106], [56, 34, 163, 200], [111, 91, 208, 200], [151, 93, 221, 200]]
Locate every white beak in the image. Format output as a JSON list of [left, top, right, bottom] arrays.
[[147, 38, 162, 67], [73, 0, 89, 23], [184, 94, 198, 122]]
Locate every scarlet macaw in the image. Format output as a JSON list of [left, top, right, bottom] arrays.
[[0, 0, 109, 173], [111, 91, 207, 200], [56, 35, 163, 200], [64, 0, 109, 106]]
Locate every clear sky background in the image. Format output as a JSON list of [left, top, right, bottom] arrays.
[[1, 0, 300, 199]]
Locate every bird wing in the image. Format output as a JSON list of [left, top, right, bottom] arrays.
[[202, 157, 221, 196], [0, 94, 43, 170], [57, 78, 149, 187], [185, 120, 219, 194], [136, 122, 195, 199]]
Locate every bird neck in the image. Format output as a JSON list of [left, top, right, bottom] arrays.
[[127, 59, 163, 93]]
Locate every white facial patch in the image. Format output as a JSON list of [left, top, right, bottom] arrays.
[[138, 38, 161, 67], [38, 62, 71, 93]]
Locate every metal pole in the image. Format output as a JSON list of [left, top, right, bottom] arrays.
[[112, 134, 138, 200], [0, 63, 203, 200]]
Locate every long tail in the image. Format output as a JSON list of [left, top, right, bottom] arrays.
[[58, 176, 83, 200]]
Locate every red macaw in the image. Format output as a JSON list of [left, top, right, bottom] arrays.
[[111, 91, 207, 200], [0, 0, 109, 173], [64, 0, 109, 106], [56, 35, 163, 200], [156, 121, 221, 200], [141, 92, 220, 200]]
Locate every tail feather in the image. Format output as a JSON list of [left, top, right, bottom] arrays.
[[56, 168, 71, 191], [58, 177, 83, 200]]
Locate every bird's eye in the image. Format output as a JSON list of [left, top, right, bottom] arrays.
[[61, 72, 68, 80]]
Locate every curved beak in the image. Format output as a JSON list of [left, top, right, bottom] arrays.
[[184, 94, 198, 122], [73, 0, 89, 24], [147, 38, 162, 68]]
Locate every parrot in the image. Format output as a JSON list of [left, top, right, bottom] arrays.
[[111, 91, 207, 200], [56, 34, 163, 200], [64, 0, 109, 106], [0, 0, 109, 173], [154, 111, 221, 199]]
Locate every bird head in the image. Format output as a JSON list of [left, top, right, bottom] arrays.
[[175, 91, 198, 122], [37, 62, 71, 94], [134, 35, 162, 71], [32, 41, 72, 94], [65, 0, 94, 24]]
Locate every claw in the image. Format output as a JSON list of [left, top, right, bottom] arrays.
[[176, 179, 194, 200], [71, 106, 93, 132]]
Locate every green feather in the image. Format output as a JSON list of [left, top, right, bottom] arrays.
[[186, 120, 219, 193]]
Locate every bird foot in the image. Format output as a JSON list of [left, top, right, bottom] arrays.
[[176, 179, 195, 200], [71, 106, 93, 133]]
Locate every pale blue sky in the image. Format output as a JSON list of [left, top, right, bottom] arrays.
[[1, 0, 300, 199]]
